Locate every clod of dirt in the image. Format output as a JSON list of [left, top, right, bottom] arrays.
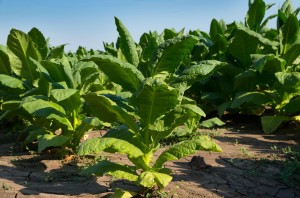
[[189, 156, 212, 170]]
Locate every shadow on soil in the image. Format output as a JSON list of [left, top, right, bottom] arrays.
[[0, 153, 108, 196], [171, 155, 300, 198]]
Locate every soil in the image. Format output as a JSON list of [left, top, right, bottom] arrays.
[[1, 115, 300, 198]]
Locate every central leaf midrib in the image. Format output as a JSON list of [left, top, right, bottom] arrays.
[[16, 33, 35, 83]]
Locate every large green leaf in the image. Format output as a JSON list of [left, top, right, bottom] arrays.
[[153, 136, 222, 169], [82, 160, 138, 182], [21, 99, 73, 130], [229, 28, 259, 67], [7, 29, 41, 82], [138, 171, 172, 189], [28, 27, 48, 59], [50, 89, 81, 114], [209, 19, 224, 42], [280, 15, 300, 54], [115, 17, 139, 67], [149, 35, 198, 76], [234, 69, 257, 91], [275, 72, 300, 88], [283, 44, 300, 66], [261, 115, 289, 134], [1, 100, 21, 111], [87, 55, 144, 92], [46, 45, 65, 60], [0, 49, 11, 75], [0, 74, 26, 94], [78, 137, 143, 158], [246, 0, 266, 31], [139, 32, 160, 77], [83, 93, 138, 133], [231, 92, 272, 108], [149, 104, 205, 141], [284, 97, 300, 113], [251, 54, 285, 73], [103, 125, 147, 152], [134, 78, 179, 128], [173, 60, 226, 86], [42, 60, 73, 87], [37, 134, 70, 153]]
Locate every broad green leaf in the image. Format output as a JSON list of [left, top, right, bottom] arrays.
[[280, 15, 300, 54], [234, 69, 257, 91], [210, 19, 224, 41], [115, 17, 139, 67], [229, 29, 259, 67], [42, 60, 73, 87], [0, 74, 26, 93], [28, 27, 48, 59], [138, 171, 172, 189], [0, 50, 11, 75], [47, 45, 65, 60], [246, 0, 266, 31], [78, 137, 143, 159], [231, 92, 272, 108], [149, 35, 198, 76], [21, 99, 73, 130], [251, 54, 285, 73], [103, 125, 147, 152], [83, 93, 138, 133], [134, 78, 179, 128], [82, 160, 138, 182], [162, 28, 184, 40], [275, 72, 300, 88], [261, 116, 289, 134], [37, 134, 70, 153], [173, 60, 226, 86], [283, 44, 300, 66], [153, 136, 222, 168], [7, 29, 41, 82], [50, 89, 81, 114], [1, 100, 21, 111], [24, 126, 47, 144], [201, 117, 225, 128], [150, 104, 205, 141], [87, 55, 144, 92], [284, 97, 300, 113], [139, 32, 160, 77], [82, 117, 106, 127], [281, 0, 294, 15]]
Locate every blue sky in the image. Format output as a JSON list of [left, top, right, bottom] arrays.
[[0, 0, 299, 51]]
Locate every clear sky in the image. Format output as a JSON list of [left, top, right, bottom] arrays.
[[0, 0, 299, 51]]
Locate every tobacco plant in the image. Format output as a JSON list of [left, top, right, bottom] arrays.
[[0, 28, 109, 153], [78, 18, 223, 195], [79, 76, 222, 195]]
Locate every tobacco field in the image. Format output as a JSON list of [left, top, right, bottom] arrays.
[[0, 0, 300, 197]]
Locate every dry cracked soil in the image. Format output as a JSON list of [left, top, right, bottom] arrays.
[[1, 115, 300, 198]]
